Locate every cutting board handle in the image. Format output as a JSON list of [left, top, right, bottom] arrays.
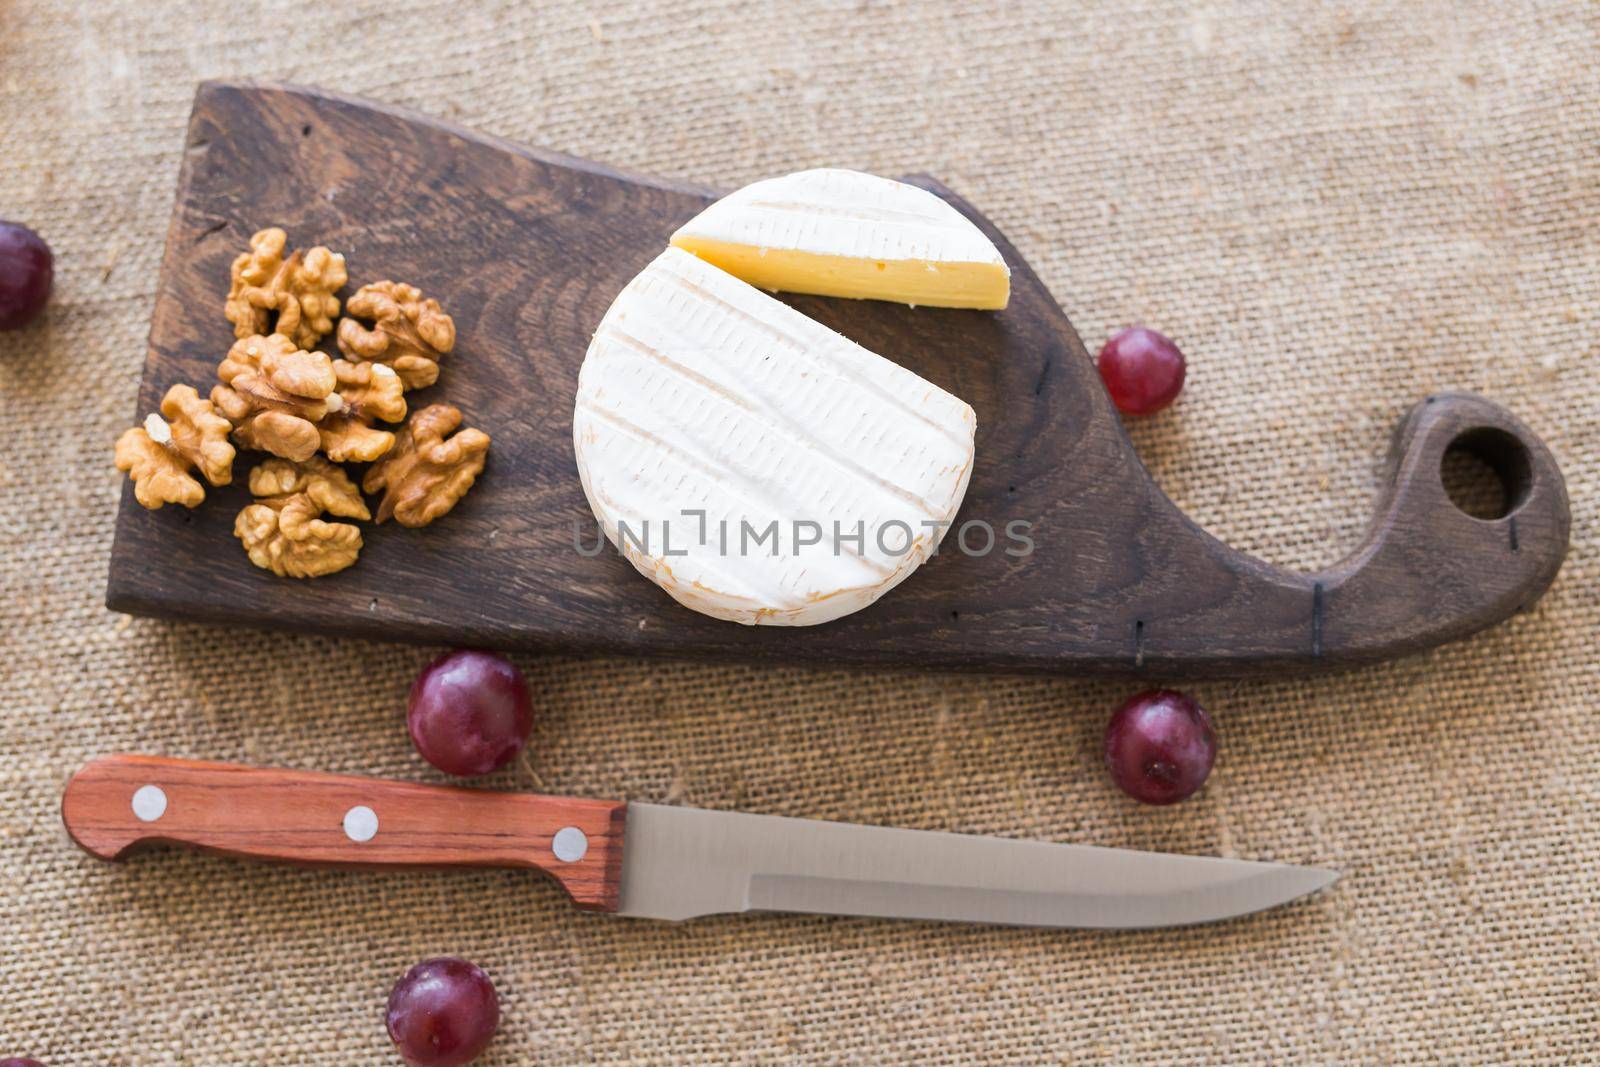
[[61, 755, 626, 911], [1315, 390, 1569, 629]]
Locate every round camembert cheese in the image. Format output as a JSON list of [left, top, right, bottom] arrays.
[[670, 168, 1010, 310], [575, 247, 977, 626]]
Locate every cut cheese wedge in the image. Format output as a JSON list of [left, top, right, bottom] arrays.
[[670, 168, 1010, 310], [574, 247, 976, 626]]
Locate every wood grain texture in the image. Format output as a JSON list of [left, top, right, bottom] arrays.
[[62, 755, 627, 911], [106, 81, 1571, 676]]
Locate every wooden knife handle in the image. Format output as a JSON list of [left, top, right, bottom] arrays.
[[61, 755, 627, 911]]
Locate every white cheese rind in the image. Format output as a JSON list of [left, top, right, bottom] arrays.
[[674, 168, 1005, 267], [574, 247, 976, 626]]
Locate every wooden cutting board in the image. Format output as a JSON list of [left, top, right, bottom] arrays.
[[107, 81, 1570, 675]]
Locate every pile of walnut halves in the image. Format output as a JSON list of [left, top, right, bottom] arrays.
[[114, 227, 491, 578]]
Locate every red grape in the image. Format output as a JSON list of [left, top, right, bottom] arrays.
[[386, 958, 499, 1067], [1104, 689, 1215, 805], [0, 221, 52, 331], [408, 649, 533, 777], [1097, 327, 1186, 415]]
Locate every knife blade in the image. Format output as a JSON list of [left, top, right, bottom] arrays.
[[62, 755, 1334, 928], [619, 802, 1333, 927]]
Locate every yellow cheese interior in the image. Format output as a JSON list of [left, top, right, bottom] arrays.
[[669, 236, 1010, 310]]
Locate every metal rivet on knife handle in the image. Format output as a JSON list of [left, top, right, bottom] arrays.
[[343, 805, 379, 843], [130, 784, 167, 823]]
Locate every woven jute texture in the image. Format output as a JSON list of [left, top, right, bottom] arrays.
[[2, 0, 1596, 1062]]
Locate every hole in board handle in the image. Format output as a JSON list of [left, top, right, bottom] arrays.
[[1440, 427, 1532, 521]]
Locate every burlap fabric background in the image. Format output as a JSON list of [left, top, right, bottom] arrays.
[[2, 1, 1595, 1062]]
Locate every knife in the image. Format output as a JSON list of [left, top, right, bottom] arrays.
[[61, 755, 1335, 929]]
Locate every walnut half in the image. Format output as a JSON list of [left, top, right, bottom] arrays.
[[224, 227, 348, 350], [336, 281, 455, 391], [319, 359, 406, 463], [234, 456, 370, 578], [363, 404, 489, 527], [114, 384, 236, 509], [212, 334, 338, 462]]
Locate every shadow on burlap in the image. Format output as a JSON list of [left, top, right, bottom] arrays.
[[0, 1, 1595, 1062]]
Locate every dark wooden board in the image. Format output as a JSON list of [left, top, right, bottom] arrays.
[[107, 82, 1571, 676]]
